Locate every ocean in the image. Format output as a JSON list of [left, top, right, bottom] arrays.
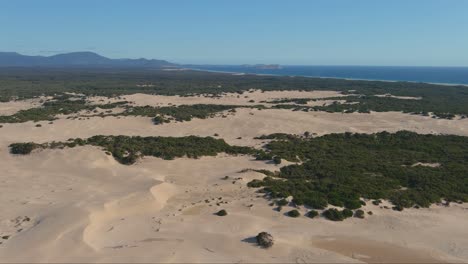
[[190, 65, 468, 85]]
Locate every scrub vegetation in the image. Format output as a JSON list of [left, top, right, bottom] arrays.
[[272, 95, 466, 119], [0, 95, 250, 124], [10, 135, 254, 164], [249, 131, 468, 210], [1, 69, 468, 118]]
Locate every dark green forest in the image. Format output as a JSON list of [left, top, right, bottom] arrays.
[[271, 96, 466, 119], [249, 131, 468, 209], [10, 135, 254, 164]]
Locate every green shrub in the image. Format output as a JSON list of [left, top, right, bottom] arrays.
[[247, 179, 263, 188], [305, 210, 319, 218], [354, 209, 365, 218], [9, 143, 38, 155], [322, 208, 345, 221], [344, 200, 362, 210], [273, 156, 282, 165], [287, 209, 300, 218], [216, 209, 227, 216], [303, 196, 328, 209], [276, 199, 288, 206], [256, 232, 274, 248], [342, 208, 353, 218], [322, 208, 354, 221], [152, 115, 165, 125], [255, 151, 273, 161]]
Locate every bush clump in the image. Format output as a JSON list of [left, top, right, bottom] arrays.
[[354, 209, 365, 218], [215, 209, 227, 216], [344, 200, 362, 210], [256, 232, 274, 248], [9, 143, 38, 155], [305, 210, 319, 218], [342, 208, 353, 218], [276, 198, 288, 206], [287, 209, 300, 218], [273, 156, 282, 165], [322, 208, 353, 221]]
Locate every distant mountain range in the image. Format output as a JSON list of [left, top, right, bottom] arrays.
[[0, 51, 176, 68]]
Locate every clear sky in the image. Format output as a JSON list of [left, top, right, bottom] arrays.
[[1, 0, 468, 66]]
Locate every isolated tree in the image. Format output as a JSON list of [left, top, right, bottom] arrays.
[[216, 209, 227, 216], [256, 232, 274, 248]]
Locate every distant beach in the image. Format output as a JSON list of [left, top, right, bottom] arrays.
[[189, 65, 468, 86]]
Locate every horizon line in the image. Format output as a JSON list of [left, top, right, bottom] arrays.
[[3, 51, 468, 68]]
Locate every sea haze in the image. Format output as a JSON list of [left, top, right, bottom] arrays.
[[190, 65, 468, 85]]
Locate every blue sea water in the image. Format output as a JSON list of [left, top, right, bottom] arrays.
[[191, 65, 468, 85]]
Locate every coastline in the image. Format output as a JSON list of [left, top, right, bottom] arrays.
[[187, 67, 468, 87]]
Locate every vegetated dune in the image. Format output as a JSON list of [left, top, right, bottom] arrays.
[[0, 97, 47, 115], [1, 146, 467, 263], [1, 108, 468, 148], [87, 90, 346, 107], [2, 91, 468, 263]]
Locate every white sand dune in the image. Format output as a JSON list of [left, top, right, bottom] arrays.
[[1, 91, 468, 263], [88, 90, 346, 107], [1, 146, 467, 263]]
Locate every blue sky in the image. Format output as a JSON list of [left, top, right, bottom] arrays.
[[1, 0, 468, 66]]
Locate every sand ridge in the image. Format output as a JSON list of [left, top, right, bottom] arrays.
[[87, 90, 347, 107], [0, 97, 49, 115]]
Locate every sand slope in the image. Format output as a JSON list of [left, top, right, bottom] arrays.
[[1, 146, 468, 263]]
